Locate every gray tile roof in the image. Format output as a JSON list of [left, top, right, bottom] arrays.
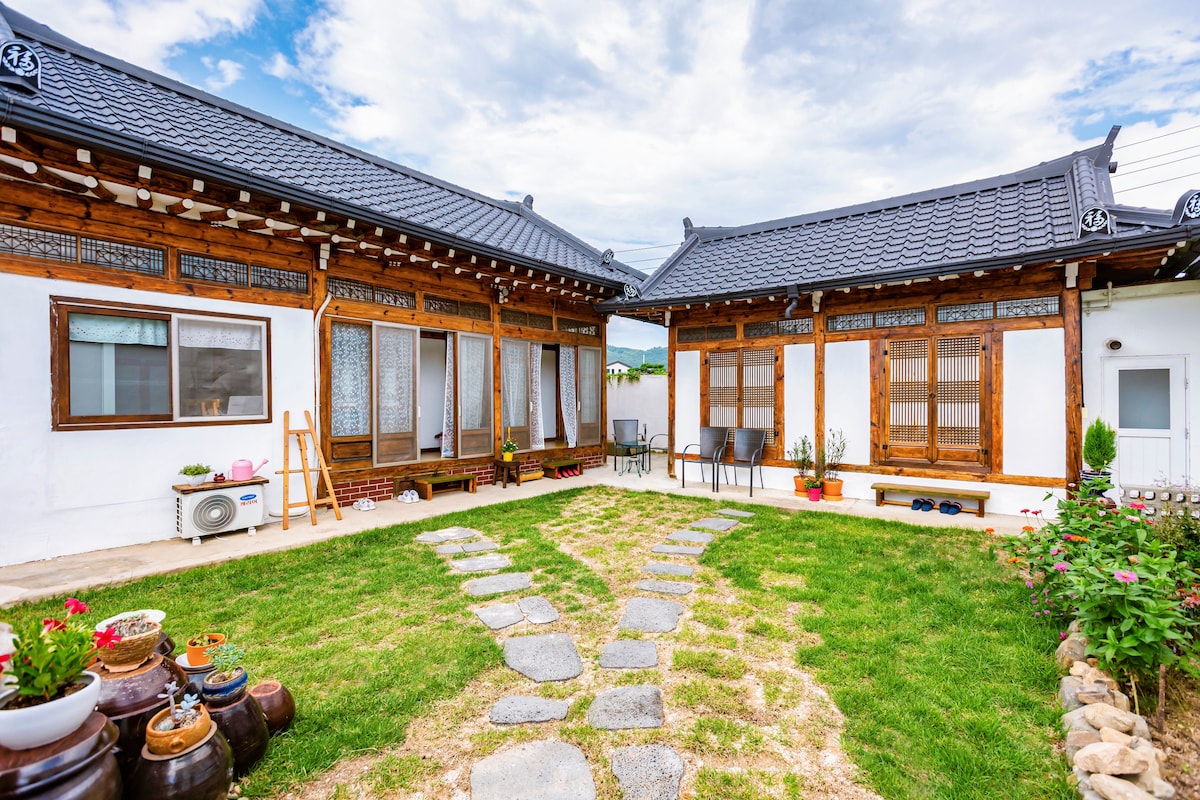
[[611, 133, 1195, 309], [0, 4, 643, 287]]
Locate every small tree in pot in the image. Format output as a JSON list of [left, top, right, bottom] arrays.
[[818, 429, 847, 501], [1081, 418, 1117, 497], [788, 436, 814, 495]]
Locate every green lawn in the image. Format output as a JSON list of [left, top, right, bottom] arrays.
[[4, 489, 1072, 799]]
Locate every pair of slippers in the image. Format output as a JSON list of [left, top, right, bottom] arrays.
[[910, 498, 963, 514], [558, 467, 581, 477], [351, 498, 376, 511], [398, 490, 422, 504]]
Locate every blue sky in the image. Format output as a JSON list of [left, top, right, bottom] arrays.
[[8, 1, 1200, 350]]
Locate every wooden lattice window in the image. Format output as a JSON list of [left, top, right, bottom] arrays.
[[706, 347, 778, 448], [883, 335, 987, 467]]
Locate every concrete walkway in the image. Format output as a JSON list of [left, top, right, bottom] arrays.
[[0, 459, 1026, 607]]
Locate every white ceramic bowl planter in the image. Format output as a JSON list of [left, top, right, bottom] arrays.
[[0, 670, 102, 750]]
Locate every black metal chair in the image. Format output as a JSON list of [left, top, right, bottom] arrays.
[[612, 419, 649, 476], [681, 426, 729, 491], [722, 428, 768, 496]]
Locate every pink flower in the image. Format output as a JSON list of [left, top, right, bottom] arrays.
[[1114, 569, 1139, 584], [1126, 515, 1141, 523], [1059, 631, 1068, 641], [92, 627, 122, 649], [1025, 581, 1034, 589], [64, 597, 89, 616], [1053, 562, 1070, 573], [1050, 549, 1062, 556], [1129, 502, 1146, 510], [42, 617, 66, 632]]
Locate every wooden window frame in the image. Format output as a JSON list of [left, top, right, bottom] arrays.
[[701, 345, 782, 458], [51, 297, 272, 431]]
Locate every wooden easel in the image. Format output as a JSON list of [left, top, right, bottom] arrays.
[[278, 410, 342, 529]]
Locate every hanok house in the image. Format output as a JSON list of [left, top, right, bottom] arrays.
[[0, 5, 645, 566], [606, 127, 1200, 516]]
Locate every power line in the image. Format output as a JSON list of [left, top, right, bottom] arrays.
[[615, 242, 677, 253], [1111, 152, 1200, 178], [1114, 124, 1200, 150], [1115, 169, 1200, 193], [624, 255, 672, 264], [1119, 142, 1200, 167]]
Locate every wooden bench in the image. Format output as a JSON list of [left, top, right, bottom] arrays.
[[542, 458, 583, 479], [870, 482, 990, 517], [412, 473, 477, 500]]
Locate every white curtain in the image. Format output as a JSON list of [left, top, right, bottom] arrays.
[[69, 313, 166, 346], [179, 318, 262, 350], [331, 322, 370, 437], [501, 339, 527, 433], [441, 335, 455, 458], [529, 342, 544, 450], [376, 326, 414, 434], [559, 346, 577, 447], [460, 336, 487, 430]]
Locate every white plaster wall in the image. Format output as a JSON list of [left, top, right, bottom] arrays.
[[0, 273, 314, 566], [1082, 282, 1200, 488], [673, 350, 700, 454], [419, 338, 446, 449], [824, 340, 872, 466], [1003, 328, 1066, 478], [607, 375, 668, 442], [783, 343, 815, 455]]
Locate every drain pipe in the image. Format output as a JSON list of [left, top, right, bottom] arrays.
[[784, 285, 799, 318], [312, 291, 333, 442]]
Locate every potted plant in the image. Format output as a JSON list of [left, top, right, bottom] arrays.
[[145, 680, 210, 755], [1081, 417, 1117, 497], [500, 434, 519, 462], [819, 429, 847, 501], [186, 631, 227, 667], [95, 611, 162, 673], [0, 597, 122, 750], [201, 643, 248, 706], [788, 436, 814, 495], [803, 474, 823, 502], [179, 463, 213, 486]]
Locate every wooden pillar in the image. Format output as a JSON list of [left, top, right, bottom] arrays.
[[667, 322, 677, 478], [1063, 287, 1083, 484], [813, 302, 826, 458]]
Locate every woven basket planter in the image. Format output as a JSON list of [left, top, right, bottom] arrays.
[[97, 622, 163, 673]]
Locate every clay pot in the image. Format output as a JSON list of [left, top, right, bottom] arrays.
[[821, 478, 844, 501], [248, 681, 295, 734], [154, 632, 176, 658], [185, 634, 225, 668], [173, 653, 216, 698], [206, 692, 268, 777], [793, 475, 804, 495], [201, 666, 248, 708], [89, 653, 185, 775], [96, 623, 162, 673], [144, 705, 212, 756], [126, 721, 232, 800], [0, 712, 121, 799]]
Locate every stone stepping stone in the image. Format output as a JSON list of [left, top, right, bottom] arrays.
[[434, 543, 464, 555], [470, 739, 595, 800], [651, 544, 704, 557], [612, 744, 684, 800], [588, 685, 663, 730], [717, 508, 755, 518], [416, 526, 483, 543], [519, 596, 559, 624], [451, 554, 511, 572], [667, 530, 713, 544], [690, 517, 738, 531], [504, 633, 582, 682], [476, 603, 524, 630], [466, 573, 532, 597], [489, 696, 570, 724], [619, 598, 684, 633], [642, 562, 694, 577], [600, 640, 658, 669], [637, 579, 695, 596], [463, 539, 500, 553]]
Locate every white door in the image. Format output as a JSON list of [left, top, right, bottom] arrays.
[[1102, 356, 1187, 486]]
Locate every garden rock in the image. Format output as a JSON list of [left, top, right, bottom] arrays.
[[1078, 684, 1115, 705], [588, 685, 664, 729], [1063, 707, 1099, 735], [1056, 635, 1089, 669], [690, 517, 738, 531], [619, 598, 684, 633], [466, 573, 532, 597], [666, 530, 713, 544], [504, 633, 582, 682], [519, 596, 560, 625], [470, 739, 595, 800], [642, 562, 694, 577], [417, 526, 483, 543], [1067, 730, 1102, 762], [452, 554, 511, 572], [1090, 774, 1157, 800], [1083, 704, 1151, 738], [476, 603, 524, 630], [435, 543, 464, 555], [489, 696, 570, 724], [716, 508, 754, 518], [650, 544, 704, 557], [599, 640, 658, 669], [1099, 727, 1135, 747], [611, 744, 684, 800], [463, 540, 500, 553], [1073, 742, 1154, 775], [1072, 662, 1119, 691], [636, 580, 695, 596], [1061, 676, 1083, 711]]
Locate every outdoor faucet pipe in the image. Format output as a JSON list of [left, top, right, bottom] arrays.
[[784, 285, 799, 318]]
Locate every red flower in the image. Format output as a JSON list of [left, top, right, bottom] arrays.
[[0, 653, 9, 667], [42, 617, 66, 632], [92, 627, 122, 650], [1032, 510, 1042, 516], [64, 597, 89, 616], [1020, 508, 1030, 514]]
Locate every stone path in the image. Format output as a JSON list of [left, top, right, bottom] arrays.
[[415, 512, 753, 798]]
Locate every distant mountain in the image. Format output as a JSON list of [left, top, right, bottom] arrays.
[[607, 346, 668, 367]]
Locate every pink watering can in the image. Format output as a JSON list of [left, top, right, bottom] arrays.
[[231, 458, 268, 481]]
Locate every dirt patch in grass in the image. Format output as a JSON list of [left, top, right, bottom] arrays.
[[273, 488, 880, 800], [1149, 674, 1200, 799]]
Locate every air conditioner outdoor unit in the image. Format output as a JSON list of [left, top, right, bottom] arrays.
[[177, 485, 267, 540]]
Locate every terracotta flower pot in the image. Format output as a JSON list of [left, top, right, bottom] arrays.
[[145, 704, 212, 756], [793, 475, 805, 496], [185, 634, 225, 668], [822, 478, 844, 501], [248, 680, 295, 734], [96, 623, 162, 673]]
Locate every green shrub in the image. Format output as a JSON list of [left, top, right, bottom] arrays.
[[1082, 418, 1117, 472]]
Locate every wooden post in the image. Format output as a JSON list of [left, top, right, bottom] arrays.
[[1063, 287, 1083, 484]]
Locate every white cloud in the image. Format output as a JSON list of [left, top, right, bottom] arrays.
[[264, 52, 297, 81], [201, 57, 243, 91]]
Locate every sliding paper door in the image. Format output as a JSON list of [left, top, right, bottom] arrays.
[[458, 333, 493, 457], [375, 324, 418, 464], [578, 346, 601, 445], [501, 338, 530, 449]]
